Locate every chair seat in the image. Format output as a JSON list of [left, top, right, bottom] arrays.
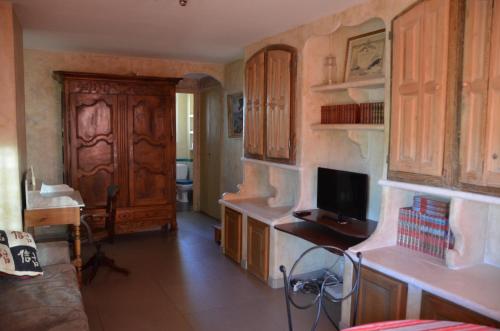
[[91, 229, 109, 242]]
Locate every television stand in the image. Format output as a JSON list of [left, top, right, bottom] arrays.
[[292, 209, 377, 239]]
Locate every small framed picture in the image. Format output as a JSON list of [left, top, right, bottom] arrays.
[[344, 29, 386, 82], [227, 93, 243, 138]]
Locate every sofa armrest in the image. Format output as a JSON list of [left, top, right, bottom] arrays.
[[37, 241, 71, 267]]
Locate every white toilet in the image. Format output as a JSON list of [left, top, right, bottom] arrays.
[[176, 163, 193, 203]]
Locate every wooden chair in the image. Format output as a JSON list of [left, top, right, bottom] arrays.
[[80, 184, 129, 284]]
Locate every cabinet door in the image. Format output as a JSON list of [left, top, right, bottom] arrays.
[[356, 267, 407, 325], [484, 1, 500, 187], [68, 93, 118, 208], [224, 208, 242, 263], [459, 0, 493, 186], [244, 51, 265, 158], [390, 2, 423, 174], [128, 93, 175, 207], [247, 217, 269, 282], [390, 0, 453, 179], [266, 48, 294, 162], [421, 292, 500, 328]]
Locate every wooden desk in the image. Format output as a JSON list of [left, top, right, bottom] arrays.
[[24, 190, 85, 284]]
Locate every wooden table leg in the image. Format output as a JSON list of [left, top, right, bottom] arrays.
[[73, 224, 82, 286]]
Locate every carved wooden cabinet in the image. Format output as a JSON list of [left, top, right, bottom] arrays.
[[246, 217, 269, 282], [57, 71, 180, 234], [244, 45, 296, 164], [459, 0, 500, 195], [223, 207, 242, 263], [389, 0, 462, 186], [420, 292, 500, 328], [356, 266, 408, 325]]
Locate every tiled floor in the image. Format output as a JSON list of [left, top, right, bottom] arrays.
[[82, 210, 339, 331]]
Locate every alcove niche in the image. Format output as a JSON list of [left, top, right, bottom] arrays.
[[298, 17, 387, 222]]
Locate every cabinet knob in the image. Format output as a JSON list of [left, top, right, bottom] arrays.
[[493, 153, 498, 160]]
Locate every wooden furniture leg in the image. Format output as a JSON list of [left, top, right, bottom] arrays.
[[73, 224, 82, 286]]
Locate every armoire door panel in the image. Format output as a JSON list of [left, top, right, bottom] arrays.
[[418, 0, 449, 176], [77, 140, 114, 173], [390, 5, 422, 173], [460, 0, 493, 185], [266, 49, 292, 160], [484, 1, 500, 187], [244, 51, 265, 157], [128, 95, 173, 207], [76, 99, 112, 141], [69, 93, 118, 208]]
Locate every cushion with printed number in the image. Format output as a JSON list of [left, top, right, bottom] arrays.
[[0, 230, 43, 277]]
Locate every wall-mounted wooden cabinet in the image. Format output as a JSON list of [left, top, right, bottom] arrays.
[[420, 292, 500, 328], [356, 266, 408, 325], [389, 0, 500, 197], [246, 217, 269, 282], [244, 45, 296, 164], [389, 0, 462, 187], [459, 0, 500, 196], [223, 207, 242, 263]]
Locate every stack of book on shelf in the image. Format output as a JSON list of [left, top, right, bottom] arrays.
[[321, 104, 358, 124], [320, 102, 384, 124], [397, 195, 453, 260], [359, 102, 384, 124]]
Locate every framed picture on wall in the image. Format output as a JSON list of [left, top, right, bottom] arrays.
[[344, 29, 385, 82], [227, 93, 243, 138]]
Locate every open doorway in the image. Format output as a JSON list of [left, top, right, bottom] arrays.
[[175, 75, 224, 220], [175, 92, 194, 212]]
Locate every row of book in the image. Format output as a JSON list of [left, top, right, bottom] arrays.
[[397, 195, 452, 260], [320, 102, 384, 124]]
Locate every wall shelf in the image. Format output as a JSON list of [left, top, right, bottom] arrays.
[[311, 123, 384, 131], [310, 77, 385, 93]]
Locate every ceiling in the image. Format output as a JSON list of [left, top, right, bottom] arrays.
[[11, 0, 367, 63]]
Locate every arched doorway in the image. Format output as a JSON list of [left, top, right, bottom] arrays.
[[176, 74, 224, 220]]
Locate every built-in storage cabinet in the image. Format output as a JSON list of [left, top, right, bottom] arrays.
[[246, 217, 270, 282], [244, 45, 296, 164], [459, 0, 500, 195], [223, 207, 242, 263], [389, 0, 461, 185], [356, 267, 408, 325], [420, 292, 500, 328]]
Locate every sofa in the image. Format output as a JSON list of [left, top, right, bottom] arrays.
[[0, 241, 89, 331]]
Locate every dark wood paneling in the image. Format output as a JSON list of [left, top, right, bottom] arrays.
[[421, 292, 500, 328], [356, 266, 407, 325]]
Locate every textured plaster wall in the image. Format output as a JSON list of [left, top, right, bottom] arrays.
[[23, 48, 224, 185], [221, 59, 244, 193], [242, 0, 416, 220], [0, 2, 26, 230]]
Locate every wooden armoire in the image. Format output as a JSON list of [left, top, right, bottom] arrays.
[[55, 71, 181, 233]]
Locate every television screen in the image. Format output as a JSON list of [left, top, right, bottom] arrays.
[[317, 167, 368, 221]]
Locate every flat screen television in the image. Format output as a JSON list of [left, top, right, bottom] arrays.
[[317, 167, 368, 221]]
